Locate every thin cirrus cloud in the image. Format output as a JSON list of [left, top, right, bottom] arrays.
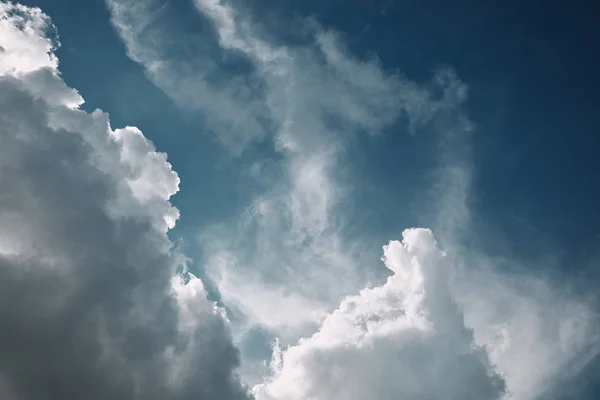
[[1, 1, 597, 400], [0, 3, 250, 400], [106, 0, 270, 151], [107, 0, 600, 398]]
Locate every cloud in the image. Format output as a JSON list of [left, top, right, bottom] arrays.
[[253, 228, 506, 400], [425, 99, 600, 399], [450, 250, 600, 400], [0, 3, 250, 400], [250, 225, 599, 400], [106, 0, 270, 150], [0, 2, 58, 74]]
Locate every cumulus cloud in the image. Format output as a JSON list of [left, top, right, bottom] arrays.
[[0, 2, 58, 74], [0, 3, 250, 399], [254, 228, 506, 400]]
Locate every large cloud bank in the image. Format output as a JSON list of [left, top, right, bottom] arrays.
[[0, 3, 250, 399]]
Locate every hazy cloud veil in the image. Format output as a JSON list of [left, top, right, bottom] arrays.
[[0, 1, 598, 400]]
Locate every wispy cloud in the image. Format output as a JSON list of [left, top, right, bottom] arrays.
[[425, 80, 600, 399], [108, 0, 472, 384], [107, 0, 270, 151], [188, 0, 471, 350], [106, 0, 600, 398]]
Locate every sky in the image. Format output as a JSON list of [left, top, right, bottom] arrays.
[[0, 0, 599, 399]]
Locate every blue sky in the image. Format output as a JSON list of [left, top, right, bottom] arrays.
[[2, 0, 600, 399]]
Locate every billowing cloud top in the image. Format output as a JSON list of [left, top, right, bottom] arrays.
[[254, 228, 506, 400], [0, 3, 58, 74], [0, 3, 251, 400]]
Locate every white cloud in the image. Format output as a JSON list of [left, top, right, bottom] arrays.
[[253, 228, 506, 400], [0, 3, 250, 399], [251, 226, 600, 400], [0, 2, 58, 74]]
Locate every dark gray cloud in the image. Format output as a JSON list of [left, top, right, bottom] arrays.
[[0, 4, 251, 400]]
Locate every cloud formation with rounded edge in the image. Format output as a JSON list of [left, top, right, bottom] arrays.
[[254, 228, 507, 400], [0, 3, 250, 400]]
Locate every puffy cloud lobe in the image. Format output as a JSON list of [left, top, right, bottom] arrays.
[[0, 2, 58, 74], [0, 3, 250, 400], [253, 228, 506, 400]]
